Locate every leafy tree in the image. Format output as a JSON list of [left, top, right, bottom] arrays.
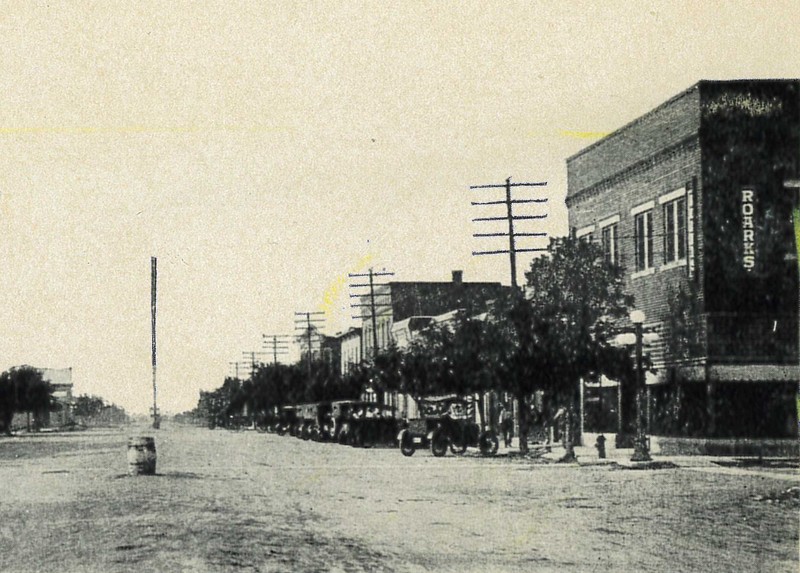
[[374, 340, 447, 405], [74, 394, 128, 426], [409, 314, 497, 430], [0, 367, 54, 432], [523, 236, 633, 458], [0, 370, 15, 434], [74, 395, 106, 418], [484, 290, 547, 454], [483, 237, 632, 456], [664, 282, 705, 367]]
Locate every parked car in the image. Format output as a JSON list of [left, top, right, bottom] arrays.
[[397, 394, 499, 457]]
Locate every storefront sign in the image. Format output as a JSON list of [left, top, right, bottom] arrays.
[[742, 188, 756, 271]]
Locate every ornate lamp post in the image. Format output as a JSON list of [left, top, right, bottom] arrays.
[[630, 309, 652, 462]]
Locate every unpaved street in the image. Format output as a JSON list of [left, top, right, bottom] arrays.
[[0, 425, 797, 572]]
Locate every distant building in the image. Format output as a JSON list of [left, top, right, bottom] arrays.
[[359, 270, 506, 357], [338, 327, 363, 375], [355, 270, 505, 415], [11, 366, 74, 430], [567, 80, 799, 447]]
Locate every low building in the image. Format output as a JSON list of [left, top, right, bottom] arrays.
[[11, 366, 74, 430], [338, 327, 363, 375]]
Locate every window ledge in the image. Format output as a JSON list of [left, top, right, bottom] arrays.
[[631, 268, 656, 279], [660, 259, 687, 272]]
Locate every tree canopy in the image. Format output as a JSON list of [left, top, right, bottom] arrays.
[[0, 366, 55, 433]]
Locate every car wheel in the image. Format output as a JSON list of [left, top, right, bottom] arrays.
[[479, 431, 499, 456], [431, 429, 449, 457], [399, 430, 415, 457]]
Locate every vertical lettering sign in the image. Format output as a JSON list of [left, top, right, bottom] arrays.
[[741, 188, 756, 272]]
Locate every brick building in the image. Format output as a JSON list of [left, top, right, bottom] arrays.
[[357, 271, 505, 414], [567, 80, 799, 446], [358, 271, 505, 358]]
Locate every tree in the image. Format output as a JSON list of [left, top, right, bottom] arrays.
[[484, 290, 548, 455], [409, 314, 497, 430], [482, 237, 632, 455], [0, 370, 15, 434], [522, 236, 633, 459], [657, 282, 712, 437], [0, 367, 55, 433], [74, 394, 128, 426], [74, 395, 106, 418]]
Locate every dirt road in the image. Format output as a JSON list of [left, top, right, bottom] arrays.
[[0, 424, 796, 572]]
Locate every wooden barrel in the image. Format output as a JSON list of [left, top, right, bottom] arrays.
[[127, 437, 157, 476]]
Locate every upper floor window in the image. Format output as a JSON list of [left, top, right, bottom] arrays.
[[663, 197, 686, 264], [575, 225, 595, 243], [634, 210, 653, 272], [601, 223, 619, 266]]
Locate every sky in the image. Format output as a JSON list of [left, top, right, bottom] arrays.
[[1, 1, 799, 415]]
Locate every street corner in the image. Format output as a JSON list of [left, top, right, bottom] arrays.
[[609, 459, 681, 471]]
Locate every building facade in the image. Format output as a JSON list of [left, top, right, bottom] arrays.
[[359, 270, 505, 357], [567, 80, 799, 443], [338, 327, 363, 375], [357, 271, 505, 415], [11, 366, 74, 430]]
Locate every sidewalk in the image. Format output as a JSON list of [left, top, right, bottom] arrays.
[[495, 440, 800, 482]]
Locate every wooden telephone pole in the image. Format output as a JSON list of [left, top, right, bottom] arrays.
[[470, 177, 549, 288], [294, 312, 326, 377], [348, 268, 394, 358], [263, 334, 290, 364]]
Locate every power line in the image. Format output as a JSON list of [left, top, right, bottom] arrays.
[[228, 361, 247, 379]]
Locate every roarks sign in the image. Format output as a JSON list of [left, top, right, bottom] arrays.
[[741, 188, 756, 271]]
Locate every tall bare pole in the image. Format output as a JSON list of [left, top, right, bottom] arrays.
[[151, 256, 159, 429], [504, 178, 519, 288]]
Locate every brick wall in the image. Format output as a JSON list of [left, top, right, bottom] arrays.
[[567, 84, 701, 198], [568, 134, 705, 373]]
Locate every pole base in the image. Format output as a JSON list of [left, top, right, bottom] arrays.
[[631, 439, 651, 462]]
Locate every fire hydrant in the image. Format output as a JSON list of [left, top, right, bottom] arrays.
[[595, 434, 607, 459]]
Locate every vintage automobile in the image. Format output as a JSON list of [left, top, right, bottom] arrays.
[[297, 403, 320, 440], [397, 394, 499, 457], [336, 401, 397, 447], [255, 408, 278, 432], [313, 401, 336, 442], [331, 400, 357, 444], [276, 405, 298, 436]]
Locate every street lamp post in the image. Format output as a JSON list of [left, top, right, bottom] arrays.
[[630, 310, 652, 462]]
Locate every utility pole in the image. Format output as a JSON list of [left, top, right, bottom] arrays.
[[150, 256, 160, 429], [349, 268, 394, 405], [294, 312, 326, 377], [470, 177, 549, 288], [228, 361, 245, 379], [262, 334, 290, 364], [242, 351, 271, 378], [348, 268, 394, 359]]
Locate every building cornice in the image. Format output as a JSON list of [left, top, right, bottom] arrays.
[[566, 134, 699, 208]]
